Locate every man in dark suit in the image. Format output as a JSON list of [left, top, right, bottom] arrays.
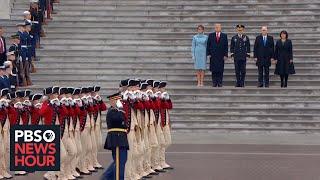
[[230, 24, 251, 87], [207, 24, 228, 87], [0, 27, 7, 66], [254, 26, 274, 87]]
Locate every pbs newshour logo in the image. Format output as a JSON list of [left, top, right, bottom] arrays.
[[10, 125, 60, 172]]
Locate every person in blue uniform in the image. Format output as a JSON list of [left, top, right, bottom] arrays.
[[230, 24, 251, 87], [0, 66, 10, 90], [8, 34, 21, 87], [191, 25, 208, 87], [254, 26, 275, 88], [207, 24, 228, 87], [16, 22, 29, 86], [101, 92, 129, 180]]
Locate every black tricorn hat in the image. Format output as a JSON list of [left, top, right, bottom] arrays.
[[58, 87, 68, 95], [94, 86, 101, 92], [73, 88, 81, 95], [29, 94, 42, 101], [158, 81, 167, 88], [140, 83, 148, 90], [67, 87, 74, 94], [0, 88, 9, 97]]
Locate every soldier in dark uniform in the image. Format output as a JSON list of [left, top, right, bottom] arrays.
[[230, 24, 251, 87], [16, 22, 29, 86], [8, 34, 21, 78], [101, 92, 129, 180], [3, 60, 17, 92]]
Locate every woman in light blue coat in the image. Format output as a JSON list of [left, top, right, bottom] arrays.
[[191, 25, 208, 86]]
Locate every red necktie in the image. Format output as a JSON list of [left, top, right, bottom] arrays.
[[216, 33, 220, 42]]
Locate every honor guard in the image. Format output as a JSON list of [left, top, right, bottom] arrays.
[[230, 24, 251, 87], [0, 88, 13, 179], [101, 92, 129, 180], [16, 22, 29, 86], [158, 81, 173, 170], [40, 86, 68, 180], [91, 86, 107, 169], [8, 34, 21, 87], [29, 94, 43, 125]]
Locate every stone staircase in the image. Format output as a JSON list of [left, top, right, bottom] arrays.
[[3, 0, 320, 132]]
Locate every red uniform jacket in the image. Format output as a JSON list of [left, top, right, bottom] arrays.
[[121, 100, 131, 132], [7, 105, 21, 126], [72, 105, 80, 129], [30, 106, 42, 125], [21, 107, 30, 125], [58, 105, 68, 138], [0, 107, 8, 127], [78, 105, 88, 132], [39, 101, 59, 125]]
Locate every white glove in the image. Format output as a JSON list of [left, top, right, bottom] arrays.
[[134, 90, 142, 100], [87, 95, 93, 104], [23, 100, 32, 107], [3, 99, 9, 107], [142, 92, 149, 101], [116, 99, 123, 109], [34, 103, 42, 109], [154, 91, 162, 98], [81, 96, 88, 105], [14, 102, 23, 109], [128, 91, 136, 100], [60, 97, 69, 106], [68, 98, 74, 106], [161, 92, 170, 100], [50, 98, 60, 106], [146, 89, 153, 98], [122, 90, 129, 101], [94, 95, 102, 101]]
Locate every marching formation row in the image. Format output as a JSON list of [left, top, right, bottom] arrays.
[[103, 79, 173, 180], [0, 86, 107, 180], [0, 78, 173, 180]]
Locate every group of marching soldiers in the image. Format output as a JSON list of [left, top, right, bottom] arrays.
[[0, 78, 173, 180], [0, 86, 107, 180], [103, 79, 173, 180]]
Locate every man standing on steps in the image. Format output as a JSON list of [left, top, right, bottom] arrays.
[[230, 24, 251, 87], [254, 26, 275, 88], [207, 24, 228, 87], [0, 27, 7, 66]]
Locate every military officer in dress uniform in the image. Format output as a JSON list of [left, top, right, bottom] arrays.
[[16, 22, 29, 86], [8, 34, 21, 87], [101, 92, 129, 180], [230, 24, 251, 87]]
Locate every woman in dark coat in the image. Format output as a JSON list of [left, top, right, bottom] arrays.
[[274, 30, 295, 88]]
